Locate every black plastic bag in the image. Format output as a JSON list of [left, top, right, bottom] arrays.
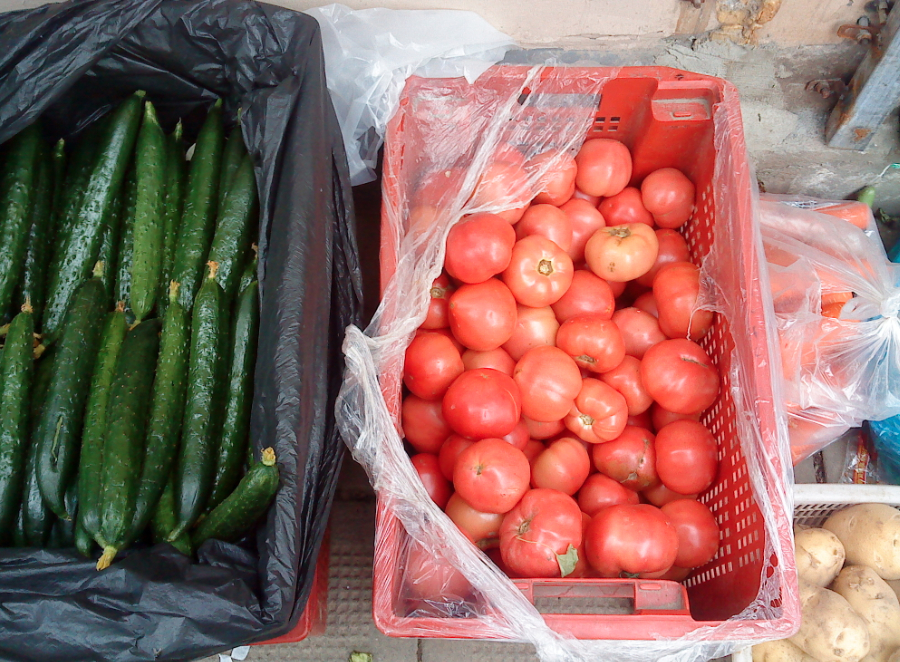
[[0, 1, 362, 660]]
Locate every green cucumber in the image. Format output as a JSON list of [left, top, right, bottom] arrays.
[[170, 263, 225, 539], [158, 123, 186, 317], [0, 303, 35, 542], [217, 117, 245, 211], [130, 101, 167, 321], [208, 280, 259, 509], [43, 92, 144, 340], [207, 154, 258, 299], [191, 447, 279, 547], [29, 345, 56, 424], [115, 167, 138, 319], [0, 123, 42, 317], [237, 244, 259, 297], [12, 502, 26, 547], [151, 475, 192, 556], [16, 142, 54, 330], [96, 319, 161, 569], [171, 100, 224, 309], [55, 119, 104, 244], [34, 267, 107, 519], [75, 520, 94, 558], [48, 138, 66, 244], [129, 282, 190, 539], [76, 303, 127, 544], [54, 481, 78, 547], [22, 439, 52, 546], [96, 191, 123, 306]]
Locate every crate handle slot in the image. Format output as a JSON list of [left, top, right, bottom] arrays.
[[514, 578, 691, 616]]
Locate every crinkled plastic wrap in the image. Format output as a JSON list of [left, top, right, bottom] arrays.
[[337, 66, 797, 661], [0, 1, 361, 660], [759, 197, 900, 464]]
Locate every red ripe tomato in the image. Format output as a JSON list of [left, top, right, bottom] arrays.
[[531, 436, 591, 495], [422, 273, 454, 329], [500, 418, 530, 451], [556, 315, 626, 373], [445, 493, 504, 549], [551, 270, 615, 323], [411, 453, 452, 509], [643, 481, 697, 507], [442, 368, 521, 439], [516, 204, 573, 252], [632, 292, 659, 317], [628, 410, 653, 429], [565, 378, 628, 444], [418, 327, 464, 353], [403, 332, 464, 401], [513, 346, 582, 422], [584, 504, 679, 577], [636, 229, 691, 288], [453, 438, 531, 514], [655, 419, 718, 495], [522, 438, 545, 464], [439, 435, 475, 481], [559, 198, 606, 263], [502, 305, 559, 361], [403, 395, 451, 454], [448, 278, 518, 351], [598, 187, 654, 227], [585, 223, 659, 283], [641, 167, 695, 229], [461, 347, 516, 376], [641, 339, 720, 415], [591, 426, 657, 490], [502, 235, 574, 307], [578, 472, 640, 516], [649, 403, 701, 432], [404, 540, 471, 601], [647, 565, 691, 582], [653, 261, 713, 340], [570, 512, 593, 578], [500, 488, 583, 578], [574, 139, 632, 198], [444, 213, 516, 284], [529, 151, 577, 206], [600, 355, 652, 415], [472, 161, 532, 224], [611, 307, 666, 359], [572, 187, 600, 206], [661, 499, 720, 568], [524, 416, 565, 440]]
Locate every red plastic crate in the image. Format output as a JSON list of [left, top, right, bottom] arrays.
[[255, 536, 328, 644], [375, 66, 797, 641]]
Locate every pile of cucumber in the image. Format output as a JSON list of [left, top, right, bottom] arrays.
[[0, 91, 280, 570]]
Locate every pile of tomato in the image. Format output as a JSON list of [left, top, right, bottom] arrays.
[[402, 137, 722, 583]]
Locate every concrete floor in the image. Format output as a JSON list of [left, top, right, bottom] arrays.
[[213, 35, 900, 662]]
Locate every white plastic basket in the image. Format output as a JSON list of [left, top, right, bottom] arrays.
[[732, 482, 900, 662]]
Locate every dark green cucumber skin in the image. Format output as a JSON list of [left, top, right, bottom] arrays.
[[55, 119, 104, 246], [43, 92, 143, 340], [12, 502, 26, 547], [158, 124, 186, 317], [171, 272, 225, 539], [130, 101, 167, 322], [0, 123, 41, 317], [130, 291, 189, 539], [151, 476, 192, 555], [55, 480, 78, 547], [96, 191, 123, 306], [115, 167, 138, 317], [75, 520, 94, 558], [77, 309, 127, 542], [208, 281, 259, 510], [237, 248, 258, 297], [0, 307, 34, 542], [16, 143, 54, 330], [207, 155, 258, 300], [99, 319, 161, 549], [22, 439, 52, 546], [29, 345, 56, 424], [34, 278, 107, 519], [48, 138, 66, 245], [217, 122, 245, 213], [191, 455, 278, 547], [171, 100, 224, 309]]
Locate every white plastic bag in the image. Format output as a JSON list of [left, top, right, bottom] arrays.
[[759, 197, 900, 463], [304, 3, 516, 185]]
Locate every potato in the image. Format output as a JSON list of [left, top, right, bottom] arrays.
[[889, 579, 900, 602], [832, 565, 900, 662], [790, 580, 870, 662], [752, 639, 818, 662], [795, 526, 845, 587], [823, 504, 900, 580], [887, 650, 900, 662]]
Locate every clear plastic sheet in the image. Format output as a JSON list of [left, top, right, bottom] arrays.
[[759, 198, 900, 464], [336, 66, 797, 661]]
